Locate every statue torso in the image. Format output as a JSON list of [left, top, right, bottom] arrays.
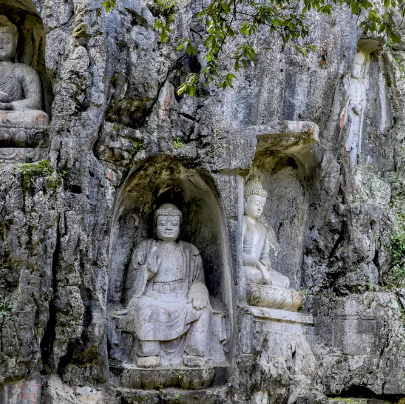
[[350, 77, 364, 105], [0, 63, 22, 102], [243, 216, 266, 260], [149, 242, 186, 295]]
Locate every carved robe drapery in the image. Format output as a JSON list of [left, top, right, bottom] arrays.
[[0, 62, 42, 110]]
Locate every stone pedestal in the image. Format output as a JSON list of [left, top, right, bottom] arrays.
[[240, 306, 317, 404], [0, 123, 48, 163], [110, 361, 228, 390], [0, 147, 47, 163], [0, 112, 49, 163], [240, 304, 314, 356], [0, 110, 48, 128]]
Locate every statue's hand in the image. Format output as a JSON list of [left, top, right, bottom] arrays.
[[146, 245, 161, 274], [191, 296, 208, 310], [352, 104, 362, 115], [0, 91, 9, 103], [0, 102, 12, 110], [257, 261, 272, 285], [189, 289, 208, 310]]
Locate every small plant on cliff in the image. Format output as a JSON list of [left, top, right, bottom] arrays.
[[131, 140, 145, 153], [18, 160, 54, 177], [102, 0, 116, 12], [0, 298, 11, 316], [173, 137, 184, 149], [387, 227, 405, 287]]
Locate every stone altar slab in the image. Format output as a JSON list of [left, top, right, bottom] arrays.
[[240, 305, 314, 355]]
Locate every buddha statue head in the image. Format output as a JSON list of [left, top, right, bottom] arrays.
[[0, 16, 18, 62], [154, 203, 182, 242], [244, 178, 268, 220], [351, 52, 366, 80]]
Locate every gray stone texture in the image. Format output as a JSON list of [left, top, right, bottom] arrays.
[[0, 0, 404, 403]]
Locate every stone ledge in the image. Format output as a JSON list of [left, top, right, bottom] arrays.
[[118, 386, 228, 403], [240, 305, 314, 325]]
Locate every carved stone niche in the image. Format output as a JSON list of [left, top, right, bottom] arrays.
[[107, 156, 232, 391], [241, 121, 319, 311], [0, 1, 52, 163]]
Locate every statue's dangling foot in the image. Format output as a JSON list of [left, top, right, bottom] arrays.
[[183, 355, 206, 367], [137, 356, 160, 368]]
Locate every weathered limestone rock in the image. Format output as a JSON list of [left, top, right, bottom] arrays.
[[0, 0, 404, 403]]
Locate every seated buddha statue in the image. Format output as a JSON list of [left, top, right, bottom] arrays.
[[242, 178, 305, 311], [0, 15, 48, 127], [123, 204, 214, 368]]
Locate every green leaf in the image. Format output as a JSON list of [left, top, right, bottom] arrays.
[[391, 32, 401, 43]]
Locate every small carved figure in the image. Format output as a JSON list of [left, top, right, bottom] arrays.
[[124, 204, 212, 368], [242, 178, 290, 288], [346, 52, 367, 165], [0, 15, 47, 126]]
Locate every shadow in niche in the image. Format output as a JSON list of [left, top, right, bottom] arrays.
[[0, 0, 53, 116], [107, 155, 232, 389]]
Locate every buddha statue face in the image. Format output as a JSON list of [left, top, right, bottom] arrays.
[[244, 194, 267, 220], [0, 33, 16, 61], [154, 204, 182, 242], [156, 215, 181, 241], [0, 17, 17, 62], [244, 178, 268, 220], [351, 62, 362, 79]]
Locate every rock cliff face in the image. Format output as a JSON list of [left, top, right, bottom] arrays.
[[1, 0, 405, 403]]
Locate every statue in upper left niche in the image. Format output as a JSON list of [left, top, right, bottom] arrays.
[[0, 15, 48, 127]]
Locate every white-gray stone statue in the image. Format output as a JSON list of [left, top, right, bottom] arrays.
[[243, 178, 290, 288], [0, 15, 48, 127], [345, 51, 367, 165], [242, 178, 305, 311], [124, 204, 212, 368]]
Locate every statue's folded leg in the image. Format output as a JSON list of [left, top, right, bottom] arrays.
[[244, 265, 264, 284], [183, 305, 211, 366], [137, 340, 160, 367], [268, 270, 290, 288]]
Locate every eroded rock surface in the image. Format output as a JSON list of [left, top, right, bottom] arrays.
[[0, 0, 405, 403]]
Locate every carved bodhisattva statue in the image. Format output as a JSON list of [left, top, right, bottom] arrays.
[[243, 178, 305, 311], [0, 16, 48, 127], [345, 52, 366, 166], [124, 204, 213, 368]]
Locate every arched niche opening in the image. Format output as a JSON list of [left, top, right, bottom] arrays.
[[251, 143, 312, 290], [0, 0, 52, 116], [107, 155, 233, 367]]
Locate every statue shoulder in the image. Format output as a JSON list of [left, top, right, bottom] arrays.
[[179, 240, 200, 255], [134, 239, 153, 253], [14, 63, 40, 78]]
